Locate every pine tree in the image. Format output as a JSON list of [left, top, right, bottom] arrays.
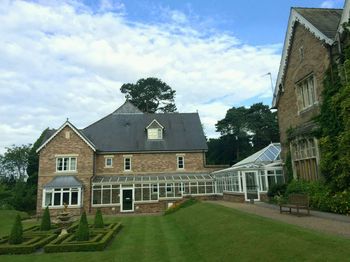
[[8, 214, 23, 244], [40, 206, 51, 231], [75, 211, 89, 241], [94, 209, 104, 228]]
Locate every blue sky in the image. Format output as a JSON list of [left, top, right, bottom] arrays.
[[0, 0, 345, 152]]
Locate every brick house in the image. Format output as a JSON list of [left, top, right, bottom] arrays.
[[272, 6, 349, 181], [36, 101, 223, 216]]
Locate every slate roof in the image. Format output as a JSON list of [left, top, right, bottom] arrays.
[[44, 176, 83, 188], [41, 102, 208, 153], [294, 8, 342, 39]]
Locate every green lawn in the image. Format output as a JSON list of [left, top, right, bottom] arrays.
[[1, 202, 350, 261]]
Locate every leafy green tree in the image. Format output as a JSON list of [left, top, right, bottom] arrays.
[[8, 214, 23, 244], [120, 77, 177, 113], [94, 209, 104, 228], [76, 211, 89, 241], [207, 103, 279, 165], [1, 145, 31, 180], [40, 206, 51, 231], [27, 129, 48, 186]]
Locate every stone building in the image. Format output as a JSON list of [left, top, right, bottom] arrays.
[[36, 101, 224, 216], [272, 5, 349, 181]]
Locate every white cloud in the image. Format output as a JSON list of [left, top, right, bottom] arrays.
[[320, 0, 343, 8], [0, 0, 281, 152]]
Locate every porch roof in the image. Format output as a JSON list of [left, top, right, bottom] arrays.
[[43, 176, 83, 188]]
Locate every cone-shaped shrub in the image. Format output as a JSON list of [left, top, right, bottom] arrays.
[[75, 211, 89, 241], [40, 206, 51, 231], [94, 209, 104, 228], [8, 214, 23, 244]]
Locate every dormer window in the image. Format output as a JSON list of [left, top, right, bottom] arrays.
[[146, 119, 164, 140], [148, 128, 162, 139]]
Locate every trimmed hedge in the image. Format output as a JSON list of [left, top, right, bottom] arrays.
[[0, 233, 57, 255], [76, 211, 89, 241], [94, 209, 104, 228], [40, 207, 51, 231], [8, 214, 23, 244], [44, 222, 122, 253]]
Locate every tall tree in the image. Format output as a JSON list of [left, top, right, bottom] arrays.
[[120, 77, 177, 113], [207, 103, 279, 165], [1, 145, 31, 180]]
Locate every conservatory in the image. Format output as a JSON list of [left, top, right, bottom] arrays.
[[212, 143, 284, 201]]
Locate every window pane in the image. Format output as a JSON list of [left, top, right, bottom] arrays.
[[54, 192, 61, 206], [71, 191, 78, 205], [57, 158, 63, 171], [70, 158, 76, 171], [112, 188, 119, 203], [63, 192, 69, 205], [124, 158, 131, 170], [93, 189, 101, 205], [45, 192, 52, 206], [63, 158, 69, 170], [102, 189, 111, 204]]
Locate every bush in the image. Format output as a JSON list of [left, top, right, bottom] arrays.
[[164, 198, 198, 215], [75, 211, 89, 241], [94, 209, 104, 228], [267, 184, 287, 198], [40, 206, 51, 231], [284, 180, 350, 215], [8, 214, 23, 244]]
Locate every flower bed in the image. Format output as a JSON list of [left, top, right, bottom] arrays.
[[44, 223, 122, 253]]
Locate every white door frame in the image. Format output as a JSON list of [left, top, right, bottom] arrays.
[[121, 187, 134, 212], [242, 171, 260, 201]]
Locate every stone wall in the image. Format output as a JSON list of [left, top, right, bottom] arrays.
[[276, 23, 331, 171], [222, 192, 245, 203]]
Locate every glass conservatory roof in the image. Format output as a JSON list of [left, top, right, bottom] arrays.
[[92, 173, 214, 184], [233, 143, 281, 168]]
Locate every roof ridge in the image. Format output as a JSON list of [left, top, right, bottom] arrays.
[[293, 7, 343, 10]]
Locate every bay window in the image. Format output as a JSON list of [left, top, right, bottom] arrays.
[[43, 187, 81, 207]]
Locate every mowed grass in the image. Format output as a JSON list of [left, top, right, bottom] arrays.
[[1, 202, 350, 261]]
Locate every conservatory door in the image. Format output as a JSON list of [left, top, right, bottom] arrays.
[[243, 171, 260, 201]]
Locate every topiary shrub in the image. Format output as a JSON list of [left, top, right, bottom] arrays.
[[8, 214, 23, 244], [40, 206, 51, 231], [94, 209, 104, 228], [75, 211, 89, 241]]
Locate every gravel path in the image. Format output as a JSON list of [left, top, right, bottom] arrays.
[[207, 200, 350, 239]]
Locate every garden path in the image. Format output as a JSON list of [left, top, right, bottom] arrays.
[[207, 201, 350, 238]]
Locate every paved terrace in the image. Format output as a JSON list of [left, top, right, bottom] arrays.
[[207, 201, 350, 239]]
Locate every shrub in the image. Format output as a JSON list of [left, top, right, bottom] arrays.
[[8, 214, 23, 244], [267, 183, 287, 198], [94, 209, 104, 228], [40, 206, 51, 231], [164, 198, 198, 215], [75, 211, 89, 241]]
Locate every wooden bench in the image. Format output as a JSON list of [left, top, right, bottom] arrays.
[[279, 194, 310, 216]]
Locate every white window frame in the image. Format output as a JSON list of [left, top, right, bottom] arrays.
[[42, 187, 81, 208], [152, 184, 158, 194], [105, 157, 113, 168], [124, 156, 132, 171], [56, 156, 77, 172], [147, 128, 163, 140], [177, 155, 185, 170], [296, 74, 317, 112]]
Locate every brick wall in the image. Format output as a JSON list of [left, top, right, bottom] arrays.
[[276, 23, 331, 164], [96, 152, 217, 175], [37, 125, 94, 215]]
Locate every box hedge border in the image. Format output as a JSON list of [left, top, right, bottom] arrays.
[[44, 222, 122, 253], [0, 233, 58, 255]]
